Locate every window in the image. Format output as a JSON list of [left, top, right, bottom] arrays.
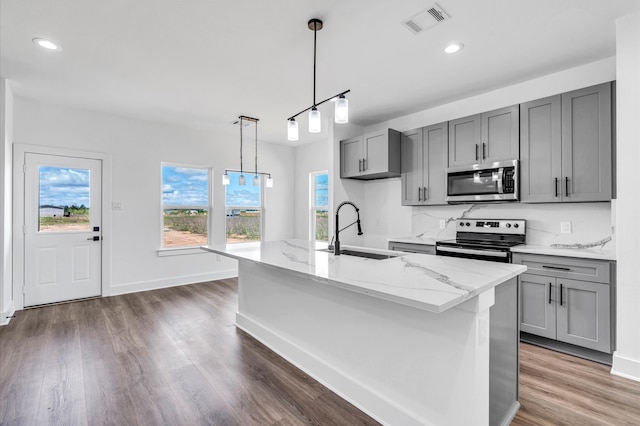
[[38, 166, 91, 232], [161, 164, 210, 248], [225, 172, 263, 243], [311, 171, 329, 241]]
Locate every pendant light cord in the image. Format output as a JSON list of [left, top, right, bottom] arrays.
[[239, 116, 243, 174], [313, 21, 317, 107]]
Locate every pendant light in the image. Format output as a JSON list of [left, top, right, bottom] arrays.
[[287, 19, 350, 141], [223, 116, 273, 188]]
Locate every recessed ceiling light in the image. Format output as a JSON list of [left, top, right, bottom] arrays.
[[444, 42, 464, 54], [32, 38, 61, 51]]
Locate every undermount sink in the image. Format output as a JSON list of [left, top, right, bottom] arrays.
[[317, 248, 399, 260]]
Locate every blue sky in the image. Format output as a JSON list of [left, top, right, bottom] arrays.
[[39, 166, 90, 207], [162, 167, 261, 208], [315, 173, 328, 206], [225, 172, 261, 207], [162, 166, 209, 206]]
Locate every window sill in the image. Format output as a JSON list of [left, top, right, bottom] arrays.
[[157, 246, 207, 257]]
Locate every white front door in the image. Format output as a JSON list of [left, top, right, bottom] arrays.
[[23, 153, 102, 307]]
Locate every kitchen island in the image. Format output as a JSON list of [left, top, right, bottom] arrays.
[[202, 240, 527, 426]]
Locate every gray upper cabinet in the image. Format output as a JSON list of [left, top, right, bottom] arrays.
[[561, 83, 612, 202], [401, 122, 448, 206], [340, 136, 363, 178], [340, 129, 401, 180], [520, 95, 562, 202], [448, 114, 481, 167], [520, 82, 612, 203], [448, 106, 519, 167]]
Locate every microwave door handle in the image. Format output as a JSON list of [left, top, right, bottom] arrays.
[[497, 167, 504, 194]]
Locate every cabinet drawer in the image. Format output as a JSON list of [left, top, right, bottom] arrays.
[[513, 253, 611, 284], [388, 241, 435, 255]]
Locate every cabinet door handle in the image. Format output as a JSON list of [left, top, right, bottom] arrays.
[[363, 158, 367, 171], [418, 187, 421, 201], [565, 177, 569, 197], [542, 265, 571, 271], [475, 144, 479, 161], [358, 159, 362, 172], [548, 283, 552, 304], [560, 283, 564, 306], [555, 177, 559, 197], [424, 187, 428, 200], [482, 143, 486, 160]]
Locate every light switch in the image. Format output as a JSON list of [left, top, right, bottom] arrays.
[[112, 201, 123, 210], [560, 221, 572, 234]]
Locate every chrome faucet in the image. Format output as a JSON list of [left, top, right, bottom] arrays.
[[333, 201, 363, 255]]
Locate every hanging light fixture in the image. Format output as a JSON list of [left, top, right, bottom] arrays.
[[223, 116, 273, 188], [287, 18, 350, 141]]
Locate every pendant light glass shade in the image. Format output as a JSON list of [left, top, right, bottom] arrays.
[[309, 108, 321, 133], [266, 176, 274, 188], [253, 175, 260, 186], [239, 174, 246, 186], [335, 95, 348, 123], [222, 172, 230, 186], [288, 118, 299, 141]]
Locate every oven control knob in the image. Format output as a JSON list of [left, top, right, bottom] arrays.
[[459, 222, 464, 227], [514, 223, 519, 228], [465, 222, 470, 227], [506, 223, 511, 228]]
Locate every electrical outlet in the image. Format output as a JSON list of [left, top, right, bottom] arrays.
[[112, 201, 123, 210], [439, 219, 446, 229], [560, 221, 572, 234]]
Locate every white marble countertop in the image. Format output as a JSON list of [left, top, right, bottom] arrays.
[[388, 236, 616, 261], [201, 239, 526, 313], [511, 244, 616, 261], [387, 236, 438, 246]]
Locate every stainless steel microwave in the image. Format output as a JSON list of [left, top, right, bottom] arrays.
[[446, 160, 519, 203]]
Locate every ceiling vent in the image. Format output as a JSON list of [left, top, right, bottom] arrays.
[[402, 3, 451, 35]]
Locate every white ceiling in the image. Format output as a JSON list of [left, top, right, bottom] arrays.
[[1, 0, 638, 145]]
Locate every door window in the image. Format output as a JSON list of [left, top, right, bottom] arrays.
[[38, 166, 91, 232]]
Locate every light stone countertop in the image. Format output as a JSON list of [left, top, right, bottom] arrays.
[[387, 236, 438, 246], [510, 244, 616, 261], [201, 239, 526, 313], [388, 236, 616, 261]]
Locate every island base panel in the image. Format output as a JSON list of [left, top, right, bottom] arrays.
[[235, 260, 516, 426]]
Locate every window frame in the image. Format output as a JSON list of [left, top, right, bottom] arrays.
[[158, 162, 213, 255], [310, 170, 329, 242], [225, 171, 265, 244]]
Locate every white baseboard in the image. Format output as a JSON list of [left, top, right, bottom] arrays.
[[0, 300, 15, 326], [109, 270, 238, 297], [611, 352, 640, 382], [236, 312, 428, 426]]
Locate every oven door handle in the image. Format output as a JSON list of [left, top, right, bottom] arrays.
[[436, 246, 508, 258]]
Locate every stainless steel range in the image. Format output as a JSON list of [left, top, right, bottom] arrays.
[[436, 219, 526, 263]]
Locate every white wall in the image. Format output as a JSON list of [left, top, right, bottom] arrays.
[[293, 140, 329, 240], [0, 78, 14, 324], [11, 96, 294, 301], [613, 12, 640, 382]]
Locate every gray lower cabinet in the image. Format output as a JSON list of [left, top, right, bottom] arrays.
[[340, 129, 401, 180], [448, 105, 519, 167], [401, 122, 448, 206], [388, 241, 435, 255], [515, 253, 613, 353], [520, 82, 612, 202]]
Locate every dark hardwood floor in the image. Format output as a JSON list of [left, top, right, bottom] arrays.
[[1, 279, 639, 425]]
